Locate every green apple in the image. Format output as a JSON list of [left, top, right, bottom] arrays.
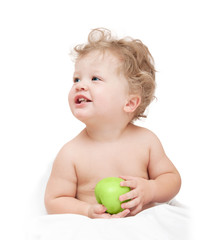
[[94, 177, 130, 214]]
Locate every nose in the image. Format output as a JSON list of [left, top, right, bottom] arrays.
[[75, 81, 88, 91]]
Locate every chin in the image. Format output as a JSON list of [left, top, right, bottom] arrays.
[[72, 112, 91, 124]]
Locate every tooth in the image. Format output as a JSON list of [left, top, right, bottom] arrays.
[[79, 98, 86, 102]]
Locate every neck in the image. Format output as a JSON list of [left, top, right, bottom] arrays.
[[84, 121, 131, 142]]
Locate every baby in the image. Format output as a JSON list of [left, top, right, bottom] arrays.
[[44, 28, 181, 218]]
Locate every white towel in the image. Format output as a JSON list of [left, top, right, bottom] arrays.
[[28, 200, 191, 240]]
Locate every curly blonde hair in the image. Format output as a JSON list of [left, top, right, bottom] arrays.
[[72, 28, 156, 121]]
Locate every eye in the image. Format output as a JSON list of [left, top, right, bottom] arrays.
[[74, 77, 80, 83], [92, 76, 100, 81]]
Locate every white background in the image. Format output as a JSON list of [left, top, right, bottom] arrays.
[[0, 0, 207, 239]]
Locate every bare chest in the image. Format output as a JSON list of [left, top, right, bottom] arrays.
[[74, 143, 149, 202]]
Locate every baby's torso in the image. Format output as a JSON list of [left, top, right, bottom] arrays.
[[72, 127, 150, 204]]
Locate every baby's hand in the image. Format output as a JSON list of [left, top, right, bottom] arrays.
[[88, 203, 130, 219], [119, 176, 154, 216]]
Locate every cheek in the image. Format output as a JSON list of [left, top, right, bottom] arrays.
[[96, 93, 126, 113], [68, 89, 74, 108]]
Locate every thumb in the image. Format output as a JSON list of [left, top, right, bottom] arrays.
[[94, 204, 107, 214]]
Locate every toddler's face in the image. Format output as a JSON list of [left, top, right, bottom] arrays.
[[68, 50, 130, 124]]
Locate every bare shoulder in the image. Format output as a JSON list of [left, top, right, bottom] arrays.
[[131, 125, 166, 154], [53, 128, 88, 172], [56, 139, 77, 164], [51, 134, 82, 177], [129, 124, 160, 144], [129, 124, 167, 160]]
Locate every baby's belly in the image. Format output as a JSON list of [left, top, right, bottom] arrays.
[[75, 159, 149, 205], [76, 171, 149, 205]]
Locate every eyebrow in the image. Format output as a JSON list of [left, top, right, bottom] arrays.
[[73, 71, 80, 76], [73, 70, 102, 77]]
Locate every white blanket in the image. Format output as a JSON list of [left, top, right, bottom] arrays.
[[28, 200, 190, 240]]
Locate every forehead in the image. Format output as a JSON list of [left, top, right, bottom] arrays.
[[75, 50, 121, 71]]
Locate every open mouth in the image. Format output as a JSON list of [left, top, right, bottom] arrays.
[[75, 96, 92, 104]]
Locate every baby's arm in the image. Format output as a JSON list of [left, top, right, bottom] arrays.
[[44, 144, 90, 216], [147, 132, 181, 203], [119, 130, 181, 216]]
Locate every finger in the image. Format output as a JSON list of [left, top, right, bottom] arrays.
[[121, 197, 140, 209], [97, 213, 112, 219], [129, 204, 143, 216], [119, 189, 138, 202], [120, 180, 137, 189], [111, 209, 130, 218], [119, 176, 137, 181]]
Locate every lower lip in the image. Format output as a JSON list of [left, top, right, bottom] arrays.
[[75, 101, 91, 108]]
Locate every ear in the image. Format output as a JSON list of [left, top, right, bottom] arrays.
[[124, 95, 141, 113]]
